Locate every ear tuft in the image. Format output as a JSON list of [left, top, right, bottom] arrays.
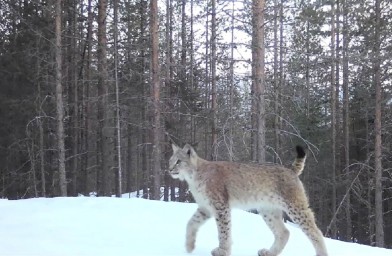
[[172, 143, 180, 152]]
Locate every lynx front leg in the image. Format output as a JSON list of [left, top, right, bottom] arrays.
[[258, 209, 289, 256], [186, 207, 211, 253], [211, 205, 232, 256]]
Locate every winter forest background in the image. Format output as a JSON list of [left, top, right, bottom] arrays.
[[0, 0, 391, 250]]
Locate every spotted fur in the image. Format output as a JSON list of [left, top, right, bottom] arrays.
[[169, 144, 328, 256]]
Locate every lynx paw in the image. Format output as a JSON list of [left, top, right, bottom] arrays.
[[185, 238, 195, 253], [258, 249, 276, 256], [211, 247, 230, 256]]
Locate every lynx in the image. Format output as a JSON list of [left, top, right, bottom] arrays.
[[168, 144, 328, 256]]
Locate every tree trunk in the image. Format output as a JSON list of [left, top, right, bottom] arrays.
[[278, 0, 284, 156], [139, 0, 149, 200], [55, 0, 67, 196], [84, 0, 94, 195], [342, 0, 352, 241], [181, 0, 186, 90], [177, 0, 188, 202], [204, 1, 210, 160], [363, 89, 374, 245], [190, 0, 196, 145], [97, 0, 113, 196], [39, 115, 46, 197], [373, 0, 384, 247], [71, 0, 79, 197], [273, 0, 280, 163], [126, 125, 132, 193], [165, 0, 175, 201], [78, 0, 86, 195], [305, 20, 310, 120], [211, 0, 218, 160], [330, 0, 337, 239], [37, 67, 46, 197], [252, 0, 266, 163], [303, 20, 312, 195], [113, 0, 122, 198], [150, 0, 161, 200], [228, 0, 235, 162], [27, 139, 38, 197]]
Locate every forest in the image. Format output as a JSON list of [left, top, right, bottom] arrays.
[[0, 0, 391, 249]]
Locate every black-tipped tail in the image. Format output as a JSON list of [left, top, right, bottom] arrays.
[[293, 145, 306, 175], [296, 145, 306, 159]]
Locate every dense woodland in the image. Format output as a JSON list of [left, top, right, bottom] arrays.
[[0, 0, 391, 249]]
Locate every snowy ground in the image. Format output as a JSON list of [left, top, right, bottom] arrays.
[[0, 197, 391, 256]]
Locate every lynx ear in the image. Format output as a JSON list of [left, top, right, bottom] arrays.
[[172, 143, 180, 152], [183, 144, 196, 158]]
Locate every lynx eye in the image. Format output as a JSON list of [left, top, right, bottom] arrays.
[[176, 160, 181, 165]]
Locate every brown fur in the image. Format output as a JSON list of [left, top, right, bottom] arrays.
[[169, 144, 328, 256]]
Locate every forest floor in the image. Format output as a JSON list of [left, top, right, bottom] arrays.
[[0, 196, 391, 256]]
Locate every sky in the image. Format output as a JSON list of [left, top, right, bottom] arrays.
[[0, 196, 391, 256]]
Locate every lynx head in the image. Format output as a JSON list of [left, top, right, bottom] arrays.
[[168, 144, 198, 181]]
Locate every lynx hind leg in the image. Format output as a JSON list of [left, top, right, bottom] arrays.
[[186, 207, 211, 253], [258, 209, 289, 256], [211, 204, 232, 256], [286, 204, 328, 256]]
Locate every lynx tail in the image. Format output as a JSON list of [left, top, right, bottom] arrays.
[[292, 145, 306, 176]]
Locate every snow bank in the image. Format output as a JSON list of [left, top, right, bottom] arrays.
[[0, 197, 390, 256]]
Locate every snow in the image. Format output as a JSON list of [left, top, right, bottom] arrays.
[[0, 197, 391, 256]]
